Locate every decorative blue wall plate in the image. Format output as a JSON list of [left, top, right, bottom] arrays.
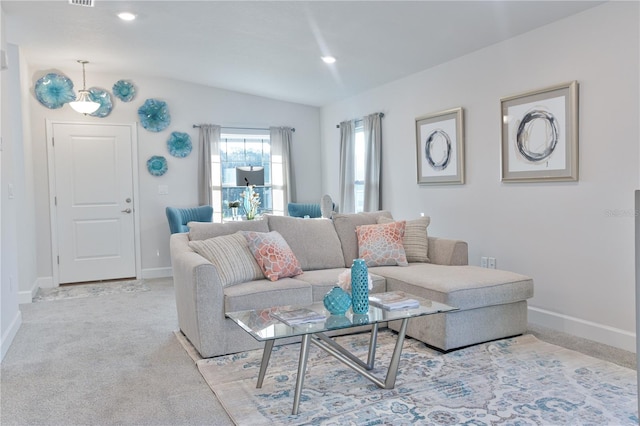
[[147, 155, 168, 176], [88, 88, 113, 118], [167, 131, 192, 158], [138, 98, 171, 132], [34, 73, 75, 109], [112, 80, 136, 102]]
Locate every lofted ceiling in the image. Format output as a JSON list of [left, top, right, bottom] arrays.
[[2, 1, 603, 107]]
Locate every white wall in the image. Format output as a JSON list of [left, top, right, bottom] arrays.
[[321, 2, 639, 351], [23, 67, 321, 286], [1, 20, 23, 359]]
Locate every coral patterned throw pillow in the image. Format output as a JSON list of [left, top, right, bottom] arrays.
[[356, 221, 408, 267], [242, 231, 303, 281]]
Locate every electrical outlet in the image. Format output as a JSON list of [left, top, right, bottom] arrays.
[[480, 257, 488, 268], [420, 212, 425, 217], [158, 185, 169, 195], [488, 257, 496, 269]]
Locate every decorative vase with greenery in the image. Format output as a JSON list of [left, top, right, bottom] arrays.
[[241, 185, 260, 220]]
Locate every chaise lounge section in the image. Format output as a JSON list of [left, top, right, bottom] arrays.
[[170, 211, 533, 358]]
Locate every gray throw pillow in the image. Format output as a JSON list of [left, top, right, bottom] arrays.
[[332, 211, 393, 266]]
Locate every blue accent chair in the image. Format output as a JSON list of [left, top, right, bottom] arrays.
[[287, 203, 322, 218], [166, 205, 213, 234], [288, 195, 337, 218]]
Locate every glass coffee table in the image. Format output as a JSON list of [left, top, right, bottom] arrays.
[[226, 295, 457, 414]]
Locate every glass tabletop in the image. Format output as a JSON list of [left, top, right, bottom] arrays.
[[226, 296, 457, 342]]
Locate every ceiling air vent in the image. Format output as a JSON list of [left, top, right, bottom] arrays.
[[68, 0, 95, 7]]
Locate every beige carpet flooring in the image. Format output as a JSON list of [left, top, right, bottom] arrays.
[[1, 277, 636, 425], [1, 278, 233, 426]]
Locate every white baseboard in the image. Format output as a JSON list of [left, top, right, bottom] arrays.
[[528, 306, 636, 353], [141, 267, 173, 280], [36, 276, 55, 289], [18, 276, 52, 304], [1, 310, 22, 361]]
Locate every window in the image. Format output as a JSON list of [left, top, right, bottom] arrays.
[[339, 112, 382, 214], [354, 124, 365, 213], [218, 132, 275, 220]]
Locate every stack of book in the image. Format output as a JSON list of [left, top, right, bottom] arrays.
[[369, 291, 420, 311], [272, 308, 326, 326]]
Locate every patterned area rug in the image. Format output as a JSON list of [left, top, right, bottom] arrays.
[[33, 279, 150, 302], [190, 331, 638, 425]]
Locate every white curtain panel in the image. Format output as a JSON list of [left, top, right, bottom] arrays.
[[197, 124, 220, 207], [270, 126, 294, 215], [363, 113, 382, 211], [339, 120, 356, 213]]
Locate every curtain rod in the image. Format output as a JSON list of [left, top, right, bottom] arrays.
[[192, 125, 295, 132], [336, 112, 384, 128]]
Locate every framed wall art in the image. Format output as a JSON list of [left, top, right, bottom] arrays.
[[416, 107, 464, 185], [501, 81, 579, 182]]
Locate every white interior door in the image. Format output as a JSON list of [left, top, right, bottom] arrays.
[[50, 122, 137, 284]]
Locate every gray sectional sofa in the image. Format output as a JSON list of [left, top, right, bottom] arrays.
[[170, 211, 534, 358]]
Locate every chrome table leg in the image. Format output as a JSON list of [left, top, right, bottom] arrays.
[[258, 318, 412, 414], [309, 318, 410, 390], [384, 317, 409, 389], [256, 339, 274, 389], [292, 335, 311, 415]]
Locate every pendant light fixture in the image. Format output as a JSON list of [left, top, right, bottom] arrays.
[[69, 60, 100, 114]]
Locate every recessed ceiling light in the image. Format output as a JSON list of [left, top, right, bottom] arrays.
[[118, 12, 136, 21], [321, 56, 336, 64]]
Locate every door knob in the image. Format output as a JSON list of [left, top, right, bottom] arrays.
[[121, 208, 132, 214], [125, 198, 132, 203]]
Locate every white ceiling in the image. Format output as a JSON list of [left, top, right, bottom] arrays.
[[3, 1, 603, 107]]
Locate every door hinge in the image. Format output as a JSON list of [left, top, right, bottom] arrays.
[[57, 255, 60, 265], [54, 196, 57, 206], [52, 137, 54, 147]]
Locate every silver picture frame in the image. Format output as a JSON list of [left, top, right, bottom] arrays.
[[501, 81, 579, 182], [415, 107, 464, 185]]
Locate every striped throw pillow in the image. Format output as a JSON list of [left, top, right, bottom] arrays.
[[189, 232, 264, 287], [378, 216, 430, 263]]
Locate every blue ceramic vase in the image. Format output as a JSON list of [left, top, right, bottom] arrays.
[[323, 286, 351, 315], [325, 314, 352, 328], [350, 259, 370, 314], [352, 313, 370, 325]]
